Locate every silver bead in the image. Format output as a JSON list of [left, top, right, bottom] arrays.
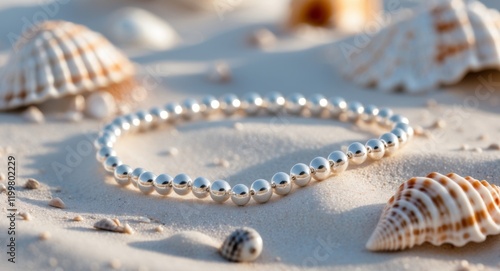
[[346, 101, 364, 121], [363, 105, 379, 122], [124, 113, 141, 132], [210, 180, 231, 203], [264, 92, 285, 114], [98, 130, 117, 142], [154, 174, 173, 196], [103, 123, 122, 137], [192, 177, 211, 199], [182, 98, 201, 119], [328, 151, 348, 175], [250, 179, 272, 204], [285, 93, 306, 115], [347, 142, 368, 165], [220, 93, 241, 115], [149, 107, 169, 126], [231, 184, 251, 206], [271, 172, 292, 196], [114, 164, 133, 186], [380, 132, 399, 155], [389, 114, 409, 125], [377, 108, 393, 126], [308, 94, 328, 116], [309, 157, 331, 181], [165, 102, 183, 122], [365, 139, 385, 160], [290, 163, 311, 187], [201, 95, 220, 115], [391, 128, 408, 146], [131, 168, 146, 188], [172, 173, 192, 196], [136, 110, 154, 130], [94, 135, 113, 149], [138, 171, 156, 195], [327, 97, 347, 116], [394, 122, 414, 139], [96, 146, 116, 162], [112, 117, 131, 133], [103, 156, 122, 173], [241, 92, 263, 115]]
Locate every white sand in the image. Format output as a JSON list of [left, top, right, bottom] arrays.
[[1, 0, 500, 270]]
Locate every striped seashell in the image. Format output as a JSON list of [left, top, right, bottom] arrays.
[[0, 20, 139, 110], [335, 0, 500, 93], [219, 227, 263, 262], [366, 172, 500, 251]]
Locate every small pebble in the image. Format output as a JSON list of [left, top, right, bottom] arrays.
[[0, 173, 5, 181], [413, 125, 424, 136], [460, 144, 470, 151], [233, 122, 244, 131], [248, 28, 276, 49], [167, 147, 179, 156], [155, 225, 164, 233], [215, 158, 230, 168], [48, 197, 66, 209], [22, 106, 45, 123], [472, 147, 483, 153], [477, 134, 488, 141], [0, 184, 6, 194], [487, 143, 500, 150], [208, 61, 231, 83], [73, 215, 84, 222], [18, 211, 32, 221], [39, 231, 51, 241], [24, 178, 40, 189], [426, 99, 438, 108], [431, 119, 446, 129], [109, 259, 121, 270]]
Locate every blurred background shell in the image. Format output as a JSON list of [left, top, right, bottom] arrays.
[[0, 20, 142, 111], [335, 0, 500, 93]]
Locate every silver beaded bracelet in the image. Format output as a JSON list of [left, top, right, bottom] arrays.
[[94, 92, 414, 206]]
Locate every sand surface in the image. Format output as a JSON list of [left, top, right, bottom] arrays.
[[1, 0, 500, 270]]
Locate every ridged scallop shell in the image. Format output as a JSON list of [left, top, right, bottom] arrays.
[[366, 172, 500, 251], [336, 0, 500, 93], [219, 227, 263, 262], [0, 20, 136, 110]]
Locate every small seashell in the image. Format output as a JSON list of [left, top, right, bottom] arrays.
[[219, 227, 263, 262], [122, 223, 134, 235], [487, 143, 500, 150], [22, 106, 44, 123], [432, 119, 446, 129], [167, 147, 179, 156], [335, 0, 500, 92], [24, 178, 40, 189], [413, 125, 425, 136], [108, 7, 179, 51], [18, 212, 32, 221], [0, 184, 6, 194], [39, 231, 51, 240], [0, 21, 139, 110], [85, 91, 117, 119], [248, 28, 276, 49], [109, 259, 121, 270], [208, 62, 231, 83], [0, 173, 5, 181], [366, 172, 500, 251], [73, 215, 84, 222], [48, 197, 65, 209], [155, 225, 164, 233], [94, 218, 133, 234]]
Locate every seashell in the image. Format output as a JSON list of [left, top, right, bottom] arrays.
[[488, 143, 500, 151], [48, 197, 65, 209], [73, 215, 84, 222], [93, 218, 134, 234], [0, 184, 6, 194], [248, 28, 276, 49], [366, 172, 500, 251], [24, 178, 40, 189], [39, 231, 51, 240], [84, 91, 117, 119], [336, 0, 500, 93], [22, 106, 44, 123], [0, 20, 139, 110], [107, 7, 179, 51], [18, 211, 32, 221], [208, 62, 231, 83], [219, 227, 263, 262], [0, 173, 5, 181], [287, 0, 380, 30]]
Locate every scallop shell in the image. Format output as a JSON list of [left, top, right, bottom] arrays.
[[0, 20, 137, 110], [219, 227, 263, 262], [336, 0, 500, 93], [366, 172, 500, 251]]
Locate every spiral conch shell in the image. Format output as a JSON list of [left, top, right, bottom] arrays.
[[366, 172, 500, 251], [0, 20, 139, 110]]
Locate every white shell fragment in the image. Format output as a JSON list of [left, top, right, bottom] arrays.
[[0, 20, 136, 110], [84, 91, 117, 119], [48, 197, 66, 209], [366, 172, 500, 251], [219, 227, 263, 262], [93, 218, 134, 234], [24, 178, 40, 189], [108, 7, 179, 51], [336, 0, 500, 93], [22, 106, 44, 123]]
